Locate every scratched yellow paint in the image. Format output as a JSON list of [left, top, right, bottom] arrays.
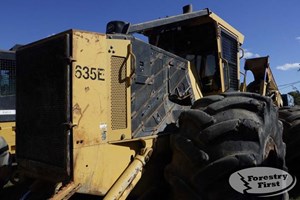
[[71, 30, 134, 195], [0, 122, 15, 153]]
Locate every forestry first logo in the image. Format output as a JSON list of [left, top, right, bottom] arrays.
[[229, 167, 296, 197]]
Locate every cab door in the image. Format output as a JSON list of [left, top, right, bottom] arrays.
[[220, 29, 239, 91]]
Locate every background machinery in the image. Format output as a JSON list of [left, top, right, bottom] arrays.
[[239, 47, 300, 198], [0, 48, 17, 188], [1, 5, 287, 199]]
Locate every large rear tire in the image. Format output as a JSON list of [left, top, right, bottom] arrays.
[[279, 106, 300, 166], [165, 92, 286, 200], [279, 105, 300, 197]]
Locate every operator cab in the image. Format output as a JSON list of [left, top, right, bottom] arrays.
[[128, 5, 244, 96]]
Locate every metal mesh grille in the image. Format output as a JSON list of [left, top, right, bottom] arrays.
[[110, 56, 127, 130], [0, 59, 16, 96], [16, 34, 70, 176], [0, 56, 16, 121], [222, 34, 237, 64]]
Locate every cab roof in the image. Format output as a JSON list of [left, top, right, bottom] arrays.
[[129, 8, 244, 45]]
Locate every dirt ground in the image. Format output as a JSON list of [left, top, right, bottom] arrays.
[[1, 180, 300, 199], [0, 181, 100, 200]]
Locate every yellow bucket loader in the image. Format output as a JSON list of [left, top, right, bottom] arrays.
[[241, 56, 283, 106], [2, 5, 286, 199]]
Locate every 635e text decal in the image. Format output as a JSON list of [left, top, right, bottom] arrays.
[[75, 65, 105, 81]]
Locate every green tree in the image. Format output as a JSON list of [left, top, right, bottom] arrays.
[[288, 90, 300, 105]]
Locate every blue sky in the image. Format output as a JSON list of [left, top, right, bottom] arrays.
[[1, 0, 299, 93]]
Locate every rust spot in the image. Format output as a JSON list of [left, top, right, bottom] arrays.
[[85, 87, 90, 92], [73, 103, 89, 126], [73, 103, 82, 115]]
